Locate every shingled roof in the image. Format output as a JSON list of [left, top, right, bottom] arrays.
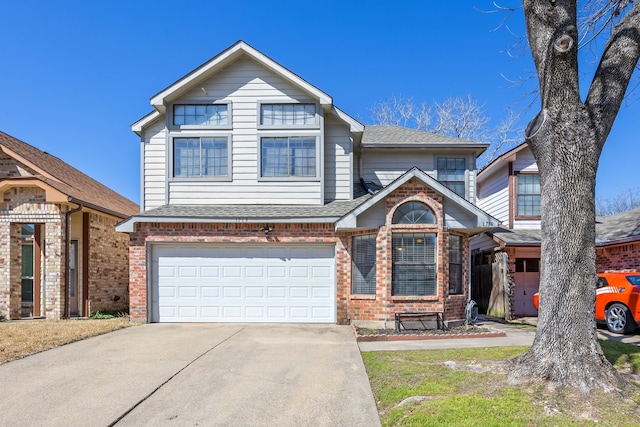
[[596, 207, 640, 244], [0, 131, 138, 218], [362, 125, 489, 152]]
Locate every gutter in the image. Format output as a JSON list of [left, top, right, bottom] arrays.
[[67, 196, 131, 220], [64, 200, 83, 319]]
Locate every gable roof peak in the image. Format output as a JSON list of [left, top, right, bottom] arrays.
[[148, 40, 332, 113]]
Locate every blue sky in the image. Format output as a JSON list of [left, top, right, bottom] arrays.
[[1, 1, 637, 204]]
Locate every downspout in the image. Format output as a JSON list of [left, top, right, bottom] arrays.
[[64, 199, 83, 319]]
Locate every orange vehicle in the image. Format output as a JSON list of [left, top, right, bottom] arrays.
[[533, 270, 640, 334]]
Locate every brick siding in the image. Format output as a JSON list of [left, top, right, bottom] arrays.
[[596, 241, 640, 272], [87, 212, 130, 313]]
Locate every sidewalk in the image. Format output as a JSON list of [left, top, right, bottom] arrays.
[[358, 317, 536, 352]]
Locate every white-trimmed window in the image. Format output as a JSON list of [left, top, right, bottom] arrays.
[[260, 103, 316, 126], [392, 232, 437, 296], [261, 137, 316, 177], [352, 234, 377, 295], [173, 137, 229, 178], [437, 158, 466, 197], [173, 104, 229, 127], [516, 173, 541, 217], [448, 234, 463, 295]]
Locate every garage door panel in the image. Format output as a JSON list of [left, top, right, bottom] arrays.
[[201, 266, 220, 278], [245, 287, 264, 298], [152, 244, 335, 323], [290, 287, 309, 298], [312, 287, 331, 298], [223, 266, 242, 278]]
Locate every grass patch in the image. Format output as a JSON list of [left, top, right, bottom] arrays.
[[363, 342, 640, 426], [0, 318, 134, 364]]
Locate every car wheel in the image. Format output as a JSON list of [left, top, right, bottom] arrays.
[[605, 303, 636, 334]]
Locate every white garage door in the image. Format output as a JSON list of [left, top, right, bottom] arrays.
[[150, 244, 335, 323]]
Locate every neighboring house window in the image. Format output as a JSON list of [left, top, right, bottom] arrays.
[[173, 104, 229, 126], [515, 258, 539, 273], [261, 137, 316, 177], [449, 234, 463, 295], [352, 234, 377, 295], [437, 158, 466, 197], [517, 173, 541, 216], [392, 233, 437, 296], [392, 202, 436, 224], [260, 103, 316, 126], [174, 137, 228, 178]]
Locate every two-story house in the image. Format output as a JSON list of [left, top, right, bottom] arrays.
[[471, 142, 640, 319], [116, 41, 499, 327], [471, 143, 541, 317]]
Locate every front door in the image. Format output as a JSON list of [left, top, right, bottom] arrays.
[[21, 225, 34, 317]]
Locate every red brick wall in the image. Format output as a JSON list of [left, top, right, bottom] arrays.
[[347, 178, 468, 325], [88, 212, 130, 313], [596, 241, 640, 272]]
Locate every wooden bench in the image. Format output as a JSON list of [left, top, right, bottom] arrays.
[[395, 311, 445, 332]]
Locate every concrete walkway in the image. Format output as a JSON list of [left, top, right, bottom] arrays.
[[0, 324, 380, 427]]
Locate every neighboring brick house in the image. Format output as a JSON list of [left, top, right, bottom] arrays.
[[0, 131, 139, 320], [116, 41, 499, 328], [595, 207, 640, 271], [471, 141, 640, 318]]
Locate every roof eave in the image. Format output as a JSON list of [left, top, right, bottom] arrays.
[[116, 215, 340, 233], [131, 111, 162, 136], [335, 168, 501, 230]]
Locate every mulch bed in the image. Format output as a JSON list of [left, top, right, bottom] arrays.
[[353, 324, 507, 342]]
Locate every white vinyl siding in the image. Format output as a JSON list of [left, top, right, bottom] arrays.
[[142, 120, 168, 210], [360, 150, 476, 202], [324, 115, 352, 201], [165, 57, 324, 205], [477, 168, 509, 224]]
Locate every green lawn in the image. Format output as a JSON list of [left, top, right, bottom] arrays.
[[362, 342, 640, 426]]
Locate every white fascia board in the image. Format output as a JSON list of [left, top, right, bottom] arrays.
[[477, 141, 529, 181], [335, 168, 501, 230], [332, 106, 364, 132], [116, 215, 340, 233], [150, 41, 333, 109], [131, 111, 162, 136]]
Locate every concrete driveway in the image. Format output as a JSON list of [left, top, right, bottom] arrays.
[[0, 324, 380, 427]]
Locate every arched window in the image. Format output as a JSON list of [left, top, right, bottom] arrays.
[[392, 202, 435, 224]]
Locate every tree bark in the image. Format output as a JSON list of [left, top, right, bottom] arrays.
[[509, 0, 640, 394]]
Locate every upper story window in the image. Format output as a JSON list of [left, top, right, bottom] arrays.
[[261, 136, 316, 178], [260, 103, 317, 127], [173, 104, 229, 127], [173, 137, 229, 178], [437, 158, 466, 198], [392, 202, 436, 224], [517, 173, 541, 217]]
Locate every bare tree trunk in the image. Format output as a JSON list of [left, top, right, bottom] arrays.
[[509, 108, 627, 393], [509, 0, 640, 394]]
